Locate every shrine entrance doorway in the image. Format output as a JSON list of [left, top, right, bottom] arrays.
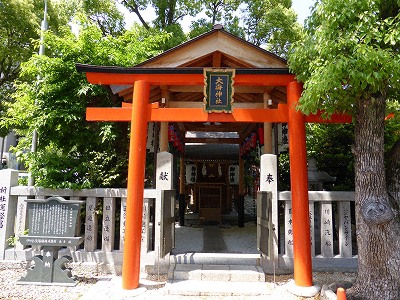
[[171, 121, 263, 257]]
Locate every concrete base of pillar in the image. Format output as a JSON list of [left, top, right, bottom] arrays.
[[285, 280, 321, 298]]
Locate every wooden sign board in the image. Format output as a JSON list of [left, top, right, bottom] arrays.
[[203, 68, 235, 113]]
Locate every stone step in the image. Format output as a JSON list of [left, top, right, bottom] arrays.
[[170, 252, 261, 266], [164, 280, 272, 297], [169, 264, 265, 282]]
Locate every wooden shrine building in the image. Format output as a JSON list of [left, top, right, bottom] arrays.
[[77, 26, 351, 292]]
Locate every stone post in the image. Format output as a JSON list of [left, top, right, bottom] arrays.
[[0, 170, 18, 259], [153, 152, 173, 270], [156, 152, 174, 191], [155, 152, 173, 255], [260, 154, 278, 266]]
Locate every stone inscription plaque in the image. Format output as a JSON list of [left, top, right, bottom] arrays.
[[18, 196, 84, 286], [26, 196, 83, 237]]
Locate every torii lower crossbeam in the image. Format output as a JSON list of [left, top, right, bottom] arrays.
[[86, 105, 352, 124]]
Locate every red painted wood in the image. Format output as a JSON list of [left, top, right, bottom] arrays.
[[122, 80, 150, 290], [287, 81, 313, 287], [85, 72, 295, 86]]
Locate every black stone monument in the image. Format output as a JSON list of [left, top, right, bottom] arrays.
[[17, 196, 84, 286]]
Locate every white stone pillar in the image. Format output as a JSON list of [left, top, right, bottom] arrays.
[[15, 195, 28, 251], [320, 201, 334, 258], [309, 201, 315, 257], [102, 197, 116, 252], [0, 170, 18, 259], [285, 202, 294, 257], [260, 154, 278, 264], [338, 201, 352, 258], [120, 197, 126, 251], [156, 152, 174, 190], [155, 152, 173, 258], [84, 197, 98, 252], [141, 198, 151, 254]]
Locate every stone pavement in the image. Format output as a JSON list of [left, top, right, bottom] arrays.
[[77, 223, 327, 299], [78, 269, 355, 300], [78, 273, 306, 300]]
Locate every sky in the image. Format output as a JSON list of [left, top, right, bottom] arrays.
[[120, 0, 316, 30], [292, 0, 315, 24]]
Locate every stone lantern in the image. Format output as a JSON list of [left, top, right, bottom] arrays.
[[307, 158, 336, 190]]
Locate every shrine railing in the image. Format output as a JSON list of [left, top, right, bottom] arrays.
[[3, 185, 158, 274], [0, 170, 357, 273], [277, 191, 357, 270]]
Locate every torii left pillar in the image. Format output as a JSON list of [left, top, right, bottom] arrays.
[[122, 80, 150, 290]]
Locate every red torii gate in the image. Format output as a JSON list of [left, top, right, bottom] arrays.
[[77, 64, 352, 291]]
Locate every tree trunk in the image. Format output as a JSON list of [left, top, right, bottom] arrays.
[[387, 139, 400, 215], [347, 95, 400, 300], [119, 0, 150, 30]]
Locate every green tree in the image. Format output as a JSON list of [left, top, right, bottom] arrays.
[[118, 0, 150, 29], [306, 123, 355, 190], [0, 0, 74, 138], [121, 0, 201, 29], [288, 0, 400, 298], [119, 0, 202, 48], [119, 0, 301, 56], [5, 20, 169, 188], [0, 0, 39, 137], [188, 0, 243, 39], [83, 0, 126, 36], [242, 0, 302, 57], [204, 0, 234, 25]]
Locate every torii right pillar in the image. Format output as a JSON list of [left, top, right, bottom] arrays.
[[287, 81, 319, 296]]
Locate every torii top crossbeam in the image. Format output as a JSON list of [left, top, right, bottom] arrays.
[[77, 64, 351, 124]]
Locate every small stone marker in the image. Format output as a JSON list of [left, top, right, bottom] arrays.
[[18, 196, 84, 286], [260, 154, 278, 260], [0, 170, 18, 259], [156, 152, 174, 190]]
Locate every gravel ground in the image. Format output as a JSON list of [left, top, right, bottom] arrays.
[[0, 262, 97, 300], [0, 262, 356, 300]]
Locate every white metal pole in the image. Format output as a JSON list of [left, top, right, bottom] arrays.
[[28, 0, 48, 186]]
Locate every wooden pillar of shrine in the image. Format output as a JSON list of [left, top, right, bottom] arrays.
[[287, 81, 313, 287], [159, 87, 170, 152], [122, 80, 150, 290], [179, 155, 186, 226], [263, 91, 273, 154], [238, 156, 245, 227]]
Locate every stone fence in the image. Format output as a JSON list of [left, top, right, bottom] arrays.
[[0, 169, 357, 273], [277, 191, 357, 271], [0, 169, 161, 274]]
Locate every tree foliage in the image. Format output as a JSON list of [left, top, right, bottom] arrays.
[[119, 0, 200, 48], [188, 0, 243, 39], [306, 123, 355, 190], [242, 0, 302, 56], [289, 0, 400, 117], [1, 0, 306, 188], [0, 0, 40, 137], [5, 20, 169, 188], [289, 0, 400, 298], [83, 0, 126, 36], [119, 0, 302, 57], [0, 0, 115, 137]]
